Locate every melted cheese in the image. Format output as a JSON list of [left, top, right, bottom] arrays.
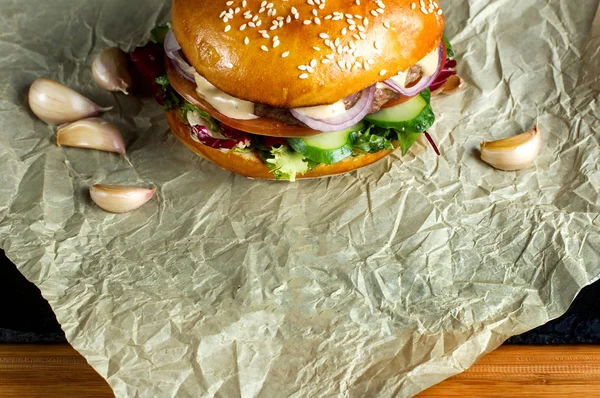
[[292, 100, 346, 119], [194, 73, 258, 120], [416, 48, 440, 77], [389, 71, 408, 87]]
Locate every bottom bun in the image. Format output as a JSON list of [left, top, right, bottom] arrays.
[[166, 110, 396, 180]]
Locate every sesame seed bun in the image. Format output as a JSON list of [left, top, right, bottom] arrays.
[[166, 109, 396, 179], [172, 0, 445, 108]]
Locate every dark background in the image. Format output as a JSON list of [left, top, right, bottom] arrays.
[[1, 250, 599, 344]]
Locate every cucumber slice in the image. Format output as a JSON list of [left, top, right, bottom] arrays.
[[288, 122, 364, 164], [365, 91, 435, 133]]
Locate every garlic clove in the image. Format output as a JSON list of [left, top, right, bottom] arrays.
[[480, 126, 542, 171], [56, 118, 126, 154], [28, 78, 112, 124], [432, 74, 467, 96], [90, 184, 156, 214], [440, 75, 467, 94], [92, 48, 132, 95]]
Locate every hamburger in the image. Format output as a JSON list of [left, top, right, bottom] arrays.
[[132, 0, 455, 181]]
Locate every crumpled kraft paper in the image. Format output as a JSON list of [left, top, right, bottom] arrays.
[[1, 0, 599, 396]]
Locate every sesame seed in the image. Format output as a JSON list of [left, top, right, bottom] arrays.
[[384, 21, 391, 29], [370, 10, 378, 17], [224, 25, 231, 32], [261, 45, 269, 51], [380, 70, 387, 76], [282, 51, 290, 58], [299, 73, 309, 79], [313, 46, 321, 51], [303, 20, 312, 25], [298, 65, 307, 70], [244, 37, 249, 45], [319, 33, 329, 39], [240, 24, 247, 31]]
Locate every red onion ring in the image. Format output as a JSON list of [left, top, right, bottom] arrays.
[[290, 86, 375, 132], [384, 42, 444, 96], [164, 29, 196, 82]]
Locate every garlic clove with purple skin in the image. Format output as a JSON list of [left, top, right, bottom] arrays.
[[92, 48, 132, 95]]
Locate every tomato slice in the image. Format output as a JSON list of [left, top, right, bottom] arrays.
[[167, 59, 322, 137]]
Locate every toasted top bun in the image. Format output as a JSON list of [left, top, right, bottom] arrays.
[[166, 110, 396, 179], [172, 0, 445, 108]]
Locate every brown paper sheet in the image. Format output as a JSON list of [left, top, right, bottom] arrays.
[[1, 0, 599, 396]]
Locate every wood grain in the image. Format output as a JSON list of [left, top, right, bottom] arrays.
[[1, 344, 600, 397], [0, 345, 113, 397]]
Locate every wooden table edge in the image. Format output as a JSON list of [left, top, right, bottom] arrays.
[[0, 344, 599, 397]]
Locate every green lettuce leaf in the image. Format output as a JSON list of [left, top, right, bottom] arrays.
[[155, 75, 181, 110]]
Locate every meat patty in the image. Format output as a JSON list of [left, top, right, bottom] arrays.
[[253, 104, 306, 126]]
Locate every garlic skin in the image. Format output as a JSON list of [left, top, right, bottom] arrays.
[[92, 48, 132, 94], [57, 118, 126, 154], [480, 126, 542, 171], [29, 78, 112, 124], [432, 74, 467, 96], [440, 75, 467, 95], [90, 185, 156, 214]]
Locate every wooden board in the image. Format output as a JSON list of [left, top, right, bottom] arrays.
[[1, 344, 600, 397]]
